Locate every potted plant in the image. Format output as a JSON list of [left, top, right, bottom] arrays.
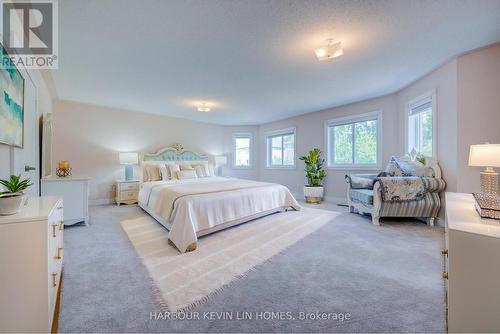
[[0, 175, 32, 215], [299, 148, 327, 204]]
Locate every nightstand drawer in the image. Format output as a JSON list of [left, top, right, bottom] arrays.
[[120, 183, 139, 191], [119, 191, 138, 200]]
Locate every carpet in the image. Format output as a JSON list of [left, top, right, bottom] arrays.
[[120, 209, 339, 311], [58, 205, 445, 333]]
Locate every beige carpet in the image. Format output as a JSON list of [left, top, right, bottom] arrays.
[[120, 208, 339, 311]]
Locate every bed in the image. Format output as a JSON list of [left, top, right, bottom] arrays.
[[138, 144, 301, 253]]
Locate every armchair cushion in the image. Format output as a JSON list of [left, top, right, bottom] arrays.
[[345, 174, 378, 189], [350, 189, 374, 205]]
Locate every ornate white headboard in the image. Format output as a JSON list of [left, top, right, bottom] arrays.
[[139, 144, 213, 182]]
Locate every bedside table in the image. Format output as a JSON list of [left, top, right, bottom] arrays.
[[115, 180, 140, 205]]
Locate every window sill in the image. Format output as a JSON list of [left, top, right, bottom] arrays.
[[326, 165, 381, 171], [264, 166, 296, 170]]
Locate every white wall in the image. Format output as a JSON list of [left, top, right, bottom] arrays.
[[52, 100, 258, 202], [456, 43, 500, 193], [259, 95, 399, 201], [397, 59, 458, 191]]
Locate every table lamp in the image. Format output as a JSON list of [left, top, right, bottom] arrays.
[[469, 144, 500, 194], [119, 152, 138, 181], [214, 155, 227, 176]]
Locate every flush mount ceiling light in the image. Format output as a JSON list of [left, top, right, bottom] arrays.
[[197, 103, 211, 112], [314, 38, 343, 61]]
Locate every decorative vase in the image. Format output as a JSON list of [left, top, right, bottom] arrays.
[[0, 192, 25, 215], [304, 186, 324, 204]]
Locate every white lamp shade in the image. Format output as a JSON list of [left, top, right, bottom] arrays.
[[469, 144, 500, 167], [119, 152, 138, 165], [214, 155, 227, 167]]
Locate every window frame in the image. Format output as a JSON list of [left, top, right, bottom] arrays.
[[405, 91, 437, 159], [232, 132, 253, 169], [325, 111, 383, 170], [265, 127, 297, 169]]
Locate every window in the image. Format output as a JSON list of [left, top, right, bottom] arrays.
[[266, 127, 296, 168], [326, 111, 381, 168], [407, 93, 435, 157], [232, 133, 252, 168]]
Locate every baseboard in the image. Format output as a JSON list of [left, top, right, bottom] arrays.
[[324, 196, 347, 205], [89, 198, 113, 206], [294, 192, 347, 206], [434, 218, 445, 227]]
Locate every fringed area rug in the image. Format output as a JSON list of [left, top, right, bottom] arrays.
[[120, 208, 339, 311]]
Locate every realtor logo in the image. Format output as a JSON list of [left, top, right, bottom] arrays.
[[1, 0, 58, 68]]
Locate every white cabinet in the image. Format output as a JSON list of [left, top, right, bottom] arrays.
[[41, 176, 90, 225], [445, 192, 500, 333], [0, 196, 64, 333]]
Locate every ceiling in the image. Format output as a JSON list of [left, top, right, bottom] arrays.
[[53, 0, 500, 125]]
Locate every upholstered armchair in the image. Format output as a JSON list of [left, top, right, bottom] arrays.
[[345, 158, 446, 226]]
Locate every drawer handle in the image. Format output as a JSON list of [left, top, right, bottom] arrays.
[[59, 221, 64, 231], [55, 247, 63, 260], [441, 248, 448, 255], [51, 272, 58, 287], [51, 224, 57, 238], [442, 272, 448, 279]]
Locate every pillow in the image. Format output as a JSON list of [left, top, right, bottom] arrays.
[[144, 164, 161, 181], [207, 164, 215, 177], [384, 157, 404, 177], [194, 165, 207, 178], [175, 170, 198, 180], [169, 164, 180, 179], [142, 166, 149, 181], [180, 164, 194, 171], [394, 159, 417, 176], [159, 165, 170, 180]]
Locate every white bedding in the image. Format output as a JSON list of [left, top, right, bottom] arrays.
[[138, 177, 301, 252]]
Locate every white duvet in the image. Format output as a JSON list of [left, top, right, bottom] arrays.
[[138, 177, 300, 252]]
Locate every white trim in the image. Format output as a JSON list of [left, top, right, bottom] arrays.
[[324, 111, 383, 170], [265, 127, 297, 169], [231, 132, 253, 169], [404, 90, 437, 159]]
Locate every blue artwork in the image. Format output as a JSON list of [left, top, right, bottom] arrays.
[[0, 44, 24, 147]]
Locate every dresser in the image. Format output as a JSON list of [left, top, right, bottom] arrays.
[[41, 175, 90, 225], [115, 179, 139, 205], [0, 196, 64, 333], [444, 192, 500, 333]]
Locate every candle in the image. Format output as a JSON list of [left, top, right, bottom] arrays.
[[58, 161, 70, 170]]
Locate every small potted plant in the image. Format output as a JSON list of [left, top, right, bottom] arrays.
[[0, 175, 32, 215], [299, 148, 327, 204]]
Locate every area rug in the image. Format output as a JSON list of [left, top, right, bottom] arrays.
[[120, 208, 339, 311]]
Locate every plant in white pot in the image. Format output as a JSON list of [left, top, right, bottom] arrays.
[[299, 148, 327, 204], [0, 175, 32, 215]]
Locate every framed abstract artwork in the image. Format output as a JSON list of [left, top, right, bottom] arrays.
[[0, 43, 24, 148]]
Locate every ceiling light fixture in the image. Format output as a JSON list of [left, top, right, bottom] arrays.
[[314, 38, 343, 61], [197, 103, 211, 112]]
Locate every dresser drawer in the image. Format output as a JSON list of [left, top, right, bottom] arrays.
[[119, 191, 138, 200], [48, 203, 64, 240], [119, 183, 139, 191]]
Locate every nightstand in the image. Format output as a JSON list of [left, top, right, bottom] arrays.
[[115, 180, 140, 205]]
